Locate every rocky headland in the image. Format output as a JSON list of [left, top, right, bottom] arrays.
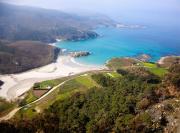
[[158, 56, 180, 68], [136, 54, 151, 62], [0, 41, 61, 74]]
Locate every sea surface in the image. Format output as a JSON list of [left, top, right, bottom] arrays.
[[56, 26, 180, 65]]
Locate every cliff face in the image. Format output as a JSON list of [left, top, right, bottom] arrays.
[[0, 2, 115, 73], [0, 41, 60, 74]]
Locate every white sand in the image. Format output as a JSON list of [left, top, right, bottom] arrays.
[[0, 56, 105, 100]]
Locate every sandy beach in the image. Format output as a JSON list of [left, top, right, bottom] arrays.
[[0, 55, 105, 100]]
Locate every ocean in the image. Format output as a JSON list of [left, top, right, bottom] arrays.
[[56, 25, 180, 65]]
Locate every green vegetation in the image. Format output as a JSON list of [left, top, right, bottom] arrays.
[[107, 58, 168, 77], [75, 75, 97, 88], [141, 62, 168, 77], [1, 65, 180, 133], [107, 58, 138, 70], [1, 70, 166, 132], [19, 90, 38, 106], [34, 78, 64, 89], [16, 107, 37, 119], [15, 74, 97, 119], [142, 62, 157, 68], [165, 64, 180, 88], [0, 98, 16, 117], [148, 67, 168, 77], [55, 74, 97, 101], [19, 78, 66, 106], [105, 72, 122, 78]]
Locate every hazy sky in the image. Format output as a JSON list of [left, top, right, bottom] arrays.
[[3, 0, 180, 12], [2, 0, 180, 25]]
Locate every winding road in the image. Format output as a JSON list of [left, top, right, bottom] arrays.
[[0, 79, 70, 121]]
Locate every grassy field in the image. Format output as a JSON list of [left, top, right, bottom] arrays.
[[107, 58, 168, 77], [15, 74, 98, 119], [107, 58, 139, 70], [0, 98, 16, 117], [141, 62, 168, 77], [34, 78, 65, 89], [105, 72, 122, 78], [13, 64, 165, 120], [52, 74, 97, 102]]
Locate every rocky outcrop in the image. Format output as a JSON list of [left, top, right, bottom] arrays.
[[66, 31, 98, 41], [0, 41, 61, 74], [158, 56, 180, 68], [69, 51, 91, 58], [106, 58, 139, 70], [0, 80, 4, 87], [136, 54, 151, 62]]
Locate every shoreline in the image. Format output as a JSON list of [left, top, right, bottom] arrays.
[[0, 55, 105, 101], [0, 43, 178, 101], [48, 38, 62, 47]]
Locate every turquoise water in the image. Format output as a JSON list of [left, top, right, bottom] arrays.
[[56, 26, 180, 65]]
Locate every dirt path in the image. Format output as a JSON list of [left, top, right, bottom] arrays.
[[0, 108, 21, 121], [0, 70, 109, 121], [0, 80, 69, 121]]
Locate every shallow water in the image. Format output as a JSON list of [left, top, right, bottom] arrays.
[[56, 26, 180, 65]]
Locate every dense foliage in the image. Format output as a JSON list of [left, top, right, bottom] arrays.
[[0, 98, 15, 117], [165, 64, 180, 88], [1, 68, 174, 133]]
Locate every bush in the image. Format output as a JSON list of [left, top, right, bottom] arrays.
[[137, 98, 150, 110], [91, 74, 114, 87]]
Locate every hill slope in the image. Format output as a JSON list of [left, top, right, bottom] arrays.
[[0, 2, 114, 74], [0, 2, 114, 42], [0, 41, 60, 74]]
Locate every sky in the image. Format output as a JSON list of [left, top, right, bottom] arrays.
[[2, 0, 180, 25]]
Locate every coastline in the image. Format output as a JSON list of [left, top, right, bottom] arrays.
[[48, 39, 62, 47], [157, 56, 180, 65], [0, 37, 178, 101], [0, 55, 105, 101]]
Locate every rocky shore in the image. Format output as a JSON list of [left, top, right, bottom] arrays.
[[136, 54, 151, 62], [69, 51, 91, 58], [66, 31, 98, 41]]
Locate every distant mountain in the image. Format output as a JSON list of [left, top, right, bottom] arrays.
[[0, 2, 115, 74], [0, 2, 115, 43]]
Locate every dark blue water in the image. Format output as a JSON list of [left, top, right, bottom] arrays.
[[56, 26, 180, 65]]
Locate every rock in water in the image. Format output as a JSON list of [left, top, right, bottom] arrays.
[[136, 54, 151, 62], [69, 51, 91, 58]]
